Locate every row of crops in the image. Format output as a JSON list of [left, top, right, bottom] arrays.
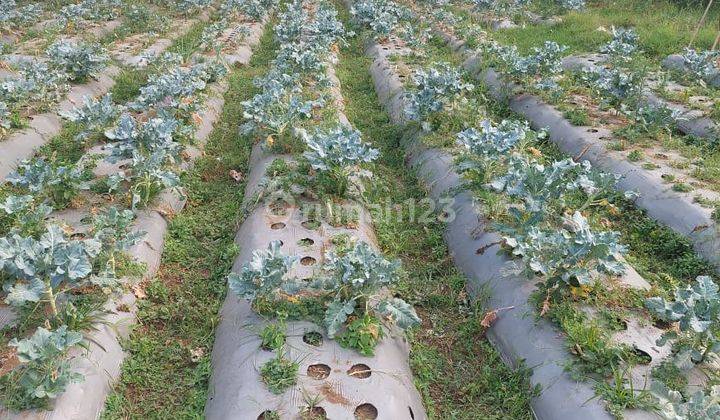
[[350, 0, 720, 418], [3, 0, 720, 419], [0, 0, 271, 416], [206, 1, 427, 417]]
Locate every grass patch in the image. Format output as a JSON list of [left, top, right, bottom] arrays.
[[487, 0, 719, 58], [100, 22, 277, 419]]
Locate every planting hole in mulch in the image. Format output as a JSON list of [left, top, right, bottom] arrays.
[[409, 406, 415, 419], [632, 347, 652, 365], [257, 410, 279, 420], [587, 128, 599, 133], [654, 319, 672, 329], [307, 363, 331, 380], [347, 363, 371, 379], [301, 406, 327, 419], [269, 200, 289, 216], [300, 256, 316, 266], [354, 403, 378, 420], [303, 331, 323, 346], [302, 219, 320, 230], [298, 237, 315, 246], [270, 222, 286, 230]]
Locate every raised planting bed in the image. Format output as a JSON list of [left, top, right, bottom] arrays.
[[207, 2, 426, 418]]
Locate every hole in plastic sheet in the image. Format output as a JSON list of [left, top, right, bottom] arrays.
[[300, 256, 316, 266], [302, 220, 321, 230], [354, 403, 378, 419], [654, 319, 672, 330], [270, 222, 286, 230], [301, 406, 327, 419], [257, 410, 279, 420], [409, 406, 415, 419], [269, 201, 289, 216], [303, 331, 323, 346], [599, 136, 612, 141], [298, 238, 315, 246], [70, 232, 86, 240], [307, 364, 331, 380], [347, 364, 371, 379], [587, 128, 599, 133], [631, 346, 652, 365]]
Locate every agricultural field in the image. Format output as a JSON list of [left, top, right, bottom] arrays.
[[1, 0, 720, 419]]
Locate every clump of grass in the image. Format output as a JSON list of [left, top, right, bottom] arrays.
[[260, 354, 299, 395], [564, 108, 591, 126]]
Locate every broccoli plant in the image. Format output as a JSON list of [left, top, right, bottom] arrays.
[[600, 27, 640, 59], [7, 159, 87, 208], [227, 240, 299, 300], [5, 326, 83, 408], [108, 148, 181, 209], [46, 39, 109, 82], [351, 0, 408, 38], [60, 94, 122, 140], [240, 73, 322, 141], [681, 48, 720, 86], [0, 0, 42, 27], [228, 241, 420, 355], [585, 66, 644, 110], [503, 211, 627, 287], [104, 113, 181, 162], [2, 62, 68, 110], [301, 125, 379, 196], [318, 241, 420, 353], [404, 63, 474, 131], [472, 0, 531, 15], [0, 100, 10, 130], [1, 225, 101, 317], [0, 195, 53, 237], [652, 382, 720, 419], [129, 61, 226, 112], [558, 0, 585, 10], [456, 119, 530, 158], [490, 155, 586, 216], [645, 276, 720, 369], [489, 41, 568, 84], [89, 206, 144, 287], [221, 0, 276, 20]]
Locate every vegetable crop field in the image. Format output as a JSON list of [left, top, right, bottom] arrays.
[[3, 0, 720, 419]]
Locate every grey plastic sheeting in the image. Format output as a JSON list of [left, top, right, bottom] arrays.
[[560, 54, 719, 140], [0, 19, 267, 420], [364, 40, 623, 420], [431, 32, 720, 272], [206, 143, 427, 419]]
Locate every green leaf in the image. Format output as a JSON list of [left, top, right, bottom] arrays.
[[377, 298, 420, 330], [324, 299, 356, 338]]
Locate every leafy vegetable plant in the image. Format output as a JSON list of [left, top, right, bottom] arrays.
[[46, 40, 109, 82], [4, 326, 83, 409], [7, 159, 86, 208], [646, 276, 720, 369], [404, 62, 474, 131], [1, 225, 101, 317]]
